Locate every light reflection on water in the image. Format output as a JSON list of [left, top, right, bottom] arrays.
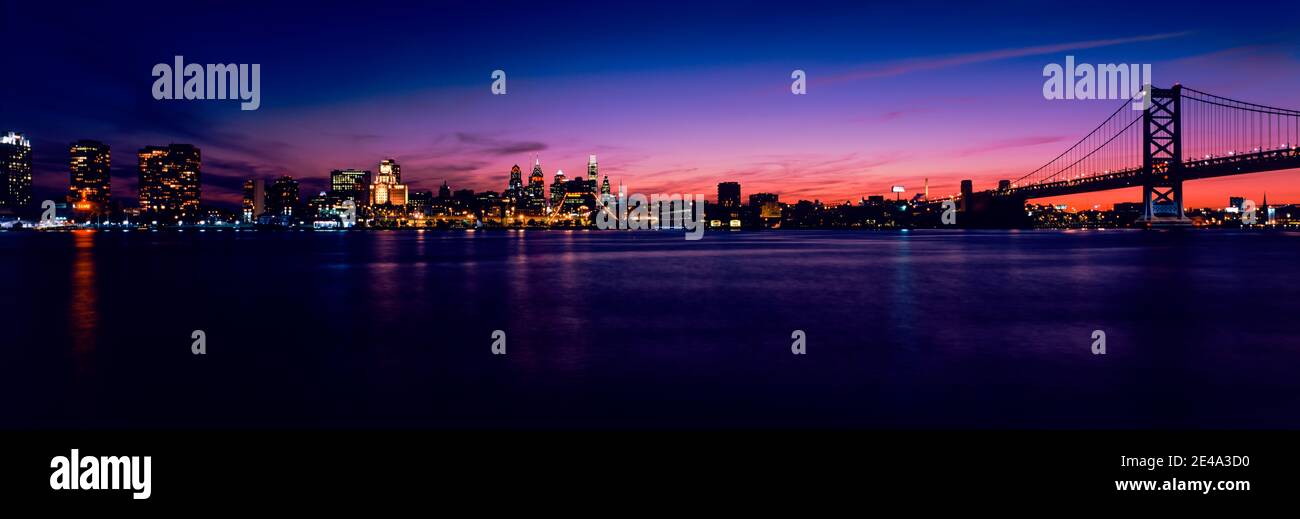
[[69, 231, 97, 374], [0, 229, 1298, 428]]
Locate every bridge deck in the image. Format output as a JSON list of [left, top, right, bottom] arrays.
[[995, 147, 1300, 200]]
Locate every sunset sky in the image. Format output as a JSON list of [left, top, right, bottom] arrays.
[[5, 0, 1300, 210]]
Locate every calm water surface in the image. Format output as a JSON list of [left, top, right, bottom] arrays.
[[2, 229, 1298, 428]]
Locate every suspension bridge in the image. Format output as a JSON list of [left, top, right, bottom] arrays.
[[957, 85, 1300, 227]]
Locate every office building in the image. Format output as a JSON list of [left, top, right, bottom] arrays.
[[330, 169, 370, 206], [138, 144, 201, 218], [369, 159, 408, 206], [718, 182, 741, 209], [268, 176, 300, 217], [68, 140, 111, 215], [0, 131, 33, 212], [551, 170, 567, 206], [242, 178, 266, 222], [524, 158, 546, 214], [408, 190, 434, 217]]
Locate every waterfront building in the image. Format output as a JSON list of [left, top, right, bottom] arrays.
[[369, 159, 408, 206], [330, 169, 371, 206], [68, 140, 111, 215], [242, 178, 266, 222], [138, 144, 201, 219], [0, 131, 33, 213]]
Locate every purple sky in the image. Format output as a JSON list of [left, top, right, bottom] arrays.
[[8, 1, 1300, 210]]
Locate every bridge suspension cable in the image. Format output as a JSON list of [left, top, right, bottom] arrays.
[[1011, 92, 1145, 188], [1012, 86, 1300, 194], [1182, 87, 1300, 165]]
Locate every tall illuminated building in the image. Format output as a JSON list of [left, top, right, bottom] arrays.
[[551, 169, 567, 206], [561, 188, 591, 215], [525, 158, 546, 214], [379, 159, 401, 183], [507, 164, 523, 202], [68, 140, 111, 215], [138, 144, 201, 218], [588, 155, 602, 202], [330, 169, 370, 206], [369, 159, 407, 206], [0, 131, 33, 213], [529, 159, 544, 185], [242, 178, 266, 222]]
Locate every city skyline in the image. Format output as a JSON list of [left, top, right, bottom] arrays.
[[4, 128, 1299, 229], [5, 1, 1300, 212]]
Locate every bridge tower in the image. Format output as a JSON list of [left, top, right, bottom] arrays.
[[1139, 84, 1191, 226]]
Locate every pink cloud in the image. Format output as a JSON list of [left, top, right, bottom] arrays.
[[818, 32, 1192, 87]]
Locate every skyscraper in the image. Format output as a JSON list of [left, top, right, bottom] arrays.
[[551, 169, 567, 206], [0, 131, 33, 213], [718, 182, 741, 209], [587, 155, 598, 182], [369, 159, 407, 206], [507, 164, 523, 201], [242, 178, 266, 222], [379, 159, 401, 184], [529, 159, 544, 185], [68, 140, 111, 215], [330, 169, 371, 206], [268, 176, 300, 217], [438, 180, 452, 200], [525, 158, 546, 214], [561, 185, 593, 216], [138, 144, 201, 218]]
